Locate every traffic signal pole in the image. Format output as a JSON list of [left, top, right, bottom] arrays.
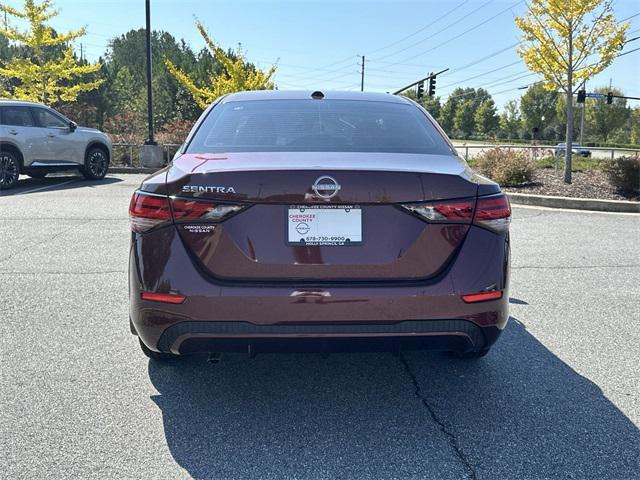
[[392, 68, 449, 96]]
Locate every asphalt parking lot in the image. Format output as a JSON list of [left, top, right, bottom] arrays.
[[1, 173, 639, 479]]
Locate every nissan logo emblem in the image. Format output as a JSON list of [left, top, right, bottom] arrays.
[[312, 175, 341, 199]]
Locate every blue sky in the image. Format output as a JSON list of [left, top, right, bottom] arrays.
[[4, 0, 640, 109]]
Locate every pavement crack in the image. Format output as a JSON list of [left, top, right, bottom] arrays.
[[399, 354, 478, 480]]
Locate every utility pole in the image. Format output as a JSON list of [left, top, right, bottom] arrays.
[[144, 0, 155, 145], [80, 43, 83, 62], [360, 56, 365, 92]]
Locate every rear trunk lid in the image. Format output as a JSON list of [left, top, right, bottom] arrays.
[[164, 152, 486, 282]]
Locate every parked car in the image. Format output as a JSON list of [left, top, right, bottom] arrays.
[[128, 90, 511, 360], [0, 100, 112, 189], [554, 142, 592, 157]]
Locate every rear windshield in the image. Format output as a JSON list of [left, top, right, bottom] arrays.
[[186, 99, 453, 155]]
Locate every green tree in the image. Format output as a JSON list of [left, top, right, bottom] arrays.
[[439, 87, 489, 137], [165, 20, 275, 109], [454, 100, 476, 139], [439, 87, 472, 134], [586, 86, 629, 142], [103, 29, 202, 127], [500, 99, 522, 139], [516, 0, 629, 183], [0, 0, 102, 103], [628, 107, 640, 146], [520, 83, 557, 137], [475, 99, 499, 137], [420, 95, 441, 120]]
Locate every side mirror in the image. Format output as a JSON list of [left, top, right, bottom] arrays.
[[69, 121, 77, 132]]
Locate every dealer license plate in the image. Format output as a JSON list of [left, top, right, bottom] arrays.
[[287, 205, 363, 246]]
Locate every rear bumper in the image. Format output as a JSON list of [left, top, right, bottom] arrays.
[[157, 319, 492, 355], [129, 224, 510, 355]]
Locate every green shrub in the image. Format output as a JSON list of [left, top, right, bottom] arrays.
[[602, 156, 640, 195], [474, 148, 535, 186]]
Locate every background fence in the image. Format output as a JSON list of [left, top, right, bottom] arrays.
[[111, 143, 181, 168]]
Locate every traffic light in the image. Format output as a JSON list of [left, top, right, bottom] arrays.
[[428, 76, 436, 97], [607, 91, 613, 104], [577, 89, 586, 103], [417, 81, 424, 100]]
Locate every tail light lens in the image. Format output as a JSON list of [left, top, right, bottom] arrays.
[[401, 193, 511, 233], [171, 198, 245, 221], [473, 194, 511, 233], [129, 192, 172, 233], [129, 190, 245, 232], [401, 198, 474, 223]]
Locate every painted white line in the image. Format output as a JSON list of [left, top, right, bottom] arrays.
[[17, 179, 78, 195], [512, 204, 640, 216]]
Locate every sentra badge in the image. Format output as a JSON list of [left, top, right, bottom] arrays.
[[182, 185, 236, 194]]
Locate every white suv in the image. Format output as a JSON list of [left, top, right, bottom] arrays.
[[0, 100, 113, 189]]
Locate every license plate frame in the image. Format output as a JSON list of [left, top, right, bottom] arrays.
[[286, 205, 363, 246]]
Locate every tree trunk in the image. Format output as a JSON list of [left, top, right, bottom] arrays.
[[564, 30, 573, 184], [564, 86, 573, 184]]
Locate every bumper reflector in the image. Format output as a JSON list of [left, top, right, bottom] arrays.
[[141, 292, 186, 304], [462, 290, 503, 303]]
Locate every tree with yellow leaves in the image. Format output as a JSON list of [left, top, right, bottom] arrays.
[[0, 0, 102, 104], [165, 20, 275, 109], [515, 0, 628, 183]]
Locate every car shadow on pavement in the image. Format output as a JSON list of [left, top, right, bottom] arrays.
[[147, 318, 639, 480], [0, 174, 122, 196]]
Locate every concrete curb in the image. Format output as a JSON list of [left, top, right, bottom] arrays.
[[108, 168, 639, 213], [507, 192, 640, 213]]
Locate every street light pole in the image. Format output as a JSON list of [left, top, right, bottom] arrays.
[[144, 0, 155, 145]]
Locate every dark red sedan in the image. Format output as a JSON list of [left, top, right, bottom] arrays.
[[128, 90, 510, 360]]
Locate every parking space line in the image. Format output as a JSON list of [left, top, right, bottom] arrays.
[[14, 179, 78, 195]]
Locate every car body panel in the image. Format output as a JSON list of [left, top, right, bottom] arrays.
[[0, 100, 112, 168], [129, 90, 510, 356], [129, 223, 509, 354]]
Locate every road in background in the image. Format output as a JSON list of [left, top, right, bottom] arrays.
[[452, 142, 639, 161], [1, 174, 639, 479]]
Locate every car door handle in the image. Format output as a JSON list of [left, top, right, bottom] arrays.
[[8, 129, 18, 135], [47, 133, 56, 138]]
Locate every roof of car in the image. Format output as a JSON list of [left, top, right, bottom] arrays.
[[0, 99, 46, 107], [220, 90, 411, 104]]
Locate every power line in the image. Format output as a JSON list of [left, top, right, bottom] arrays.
[[438, 60, 524, 89], [366, 0, 472, 56], [384, 0, 524, 68], [371, 0, 497, 62]]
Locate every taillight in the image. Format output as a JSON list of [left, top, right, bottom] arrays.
[[401, 198, 474, 223], [170, 198, 245, 221], [400, 193, 511, 233], [473, 194, 511, 233], [129, 192, 172, 233], [129, 190, 246, 233]]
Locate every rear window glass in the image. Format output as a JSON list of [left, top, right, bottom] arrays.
[[187, 99, 452, 155]]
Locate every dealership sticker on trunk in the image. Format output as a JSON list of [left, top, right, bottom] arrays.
[[287, 205, 362, 246]]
